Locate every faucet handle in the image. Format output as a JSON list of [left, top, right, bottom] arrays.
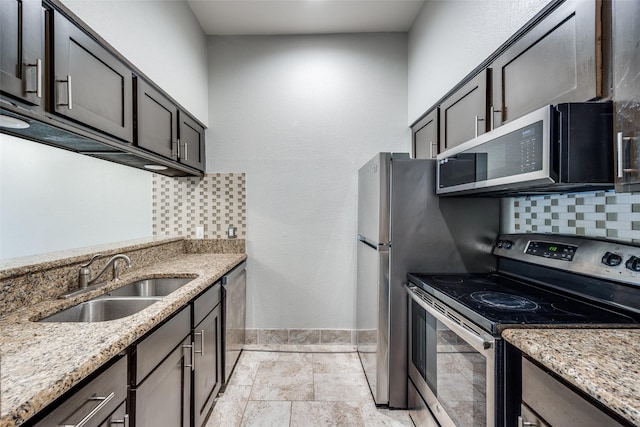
[[81, 254, 102, 269]]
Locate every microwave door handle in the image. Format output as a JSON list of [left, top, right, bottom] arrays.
[[406, 285, 494, 353]]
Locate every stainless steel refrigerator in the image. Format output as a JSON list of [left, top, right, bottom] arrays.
[[356, 153, 500, 408]]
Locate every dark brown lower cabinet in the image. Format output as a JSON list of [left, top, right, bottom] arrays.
[[132, 307, 192, 427], [193, 284, 223, 427], [520, 357, 626, 426], [133, 336, 192, 427], [33, 356, 128, 427]]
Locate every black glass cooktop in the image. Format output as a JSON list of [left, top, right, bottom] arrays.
[[407, 273, 639, 334]]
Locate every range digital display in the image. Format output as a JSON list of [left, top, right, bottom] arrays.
[[525, 241, 577, 261]]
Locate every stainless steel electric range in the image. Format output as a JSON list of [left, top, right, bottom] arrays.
[[406, 233, 640, 427]]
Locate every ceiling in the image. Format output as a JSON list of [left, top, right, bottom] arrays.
[[186, 0, 426, 36]]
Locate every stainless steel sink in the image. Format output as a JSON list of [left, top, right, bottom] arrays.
[[106, 277, 194, 297], [39, 297, 162, 322]]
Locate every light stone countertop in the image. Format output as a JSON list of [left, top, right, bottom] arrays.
[[0, 252, 246, 427], [502, 328, 640, 426]]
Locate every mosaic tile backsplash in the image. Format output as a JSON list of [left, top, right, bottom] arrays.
[[152, 173, 246, 239], [510, 190, 640, 243]]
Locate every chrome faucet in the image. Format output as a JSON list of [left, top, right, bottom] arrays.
[[78, 253, 132, 288]]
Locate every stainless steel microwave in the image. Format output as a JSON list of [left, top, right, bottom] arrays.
[[436, 102, 613, 196]]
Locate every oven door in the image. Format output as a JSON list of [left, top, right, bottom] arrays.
[[407, 285, 498, 427]]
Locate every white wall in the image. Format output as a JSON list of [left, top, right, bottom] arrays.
[[0, 0, 208, 260], [61, 0, 209, 123], [408, 0, 550, 124], [208, 34, 408, 329], [0, 136, 151, 259]]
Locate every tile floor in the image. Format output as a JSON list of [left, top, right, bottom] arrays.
[[205, 345, 417, 426]]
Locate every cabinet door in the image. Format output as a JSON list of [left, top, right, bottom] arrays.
[[179, 111, 205, 171], [193, 303, 222, 427], [0, 0, 43, 106], [134, 336, 191, 427], [613, 0, 640, 192], [491, 0, 601, 128], [53, 10, 133, 142], [412, 108, 438, 159], [136, 77, 179, 160], [439, 70, 489, 151]]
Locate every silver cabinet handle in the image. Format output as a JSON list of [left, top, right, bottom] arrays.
[[60, 392, 115, 427], [110, 414, 129, 427], [57, 75, 73, 109], [518, 416, 537, 427], [183, 343, 195, 371], [474, 115, 485, 138], [25, 59, 42, 98], [194, 329, 205, 355], [490, 105, 502, 130], [617, 132, 625, 178], [617, 132, 638, 177], [429, 141, 437, 159], [181, 142, 188, 161], [172, 141, 179, 159]]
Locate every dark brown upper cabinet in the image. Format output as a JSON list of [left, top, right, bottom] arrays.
[[491, 0, 602, 128], [412, 108, 438, 159], [179, 112, 205, 171], [613, 0, 640, 193], [136, 77, 179, 160], [0, 0, 43, 107], [439, 70, 489, 151], [135, 77, 205, 171], [52, 9, 133, 143]]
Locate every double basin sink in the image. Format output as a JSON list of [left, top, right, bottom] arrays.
[[39, 277, 194, 323]]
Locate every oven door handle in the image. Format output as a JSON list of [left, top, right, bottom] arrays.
[[406, 285, 495, 353]]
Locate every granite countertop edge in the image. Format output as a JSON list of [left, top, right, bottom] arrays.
[[502, 328, 640, 426], [0, 252, 247, 427]]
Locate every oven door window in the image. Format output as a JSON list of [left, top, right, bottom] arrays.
[[436, 319, 488, 426], [411, 299, 491, 426]]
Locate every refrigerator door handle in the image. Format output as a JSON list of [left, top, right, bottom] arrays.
[[358, 235, 390, 250], [360, 239, 377, 250]]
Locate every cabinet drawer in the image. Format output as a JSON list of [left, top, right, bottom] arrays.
[[136, 306, 191, 383], [35, 356, 127, 427], [521, 358, 625, 427], [194, 282, 221, 327]]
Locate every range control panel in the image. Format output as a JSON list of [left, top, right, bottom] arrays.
[[493, 234, 640, 286], [524, 241, 577, 261]]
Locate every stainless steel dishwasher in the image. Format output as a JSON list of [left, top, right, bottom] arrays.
[[222, 261, 246, 383]]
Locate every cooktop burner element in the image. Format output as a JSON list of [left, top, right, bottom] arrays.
[[471, 291, 539, 311]]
